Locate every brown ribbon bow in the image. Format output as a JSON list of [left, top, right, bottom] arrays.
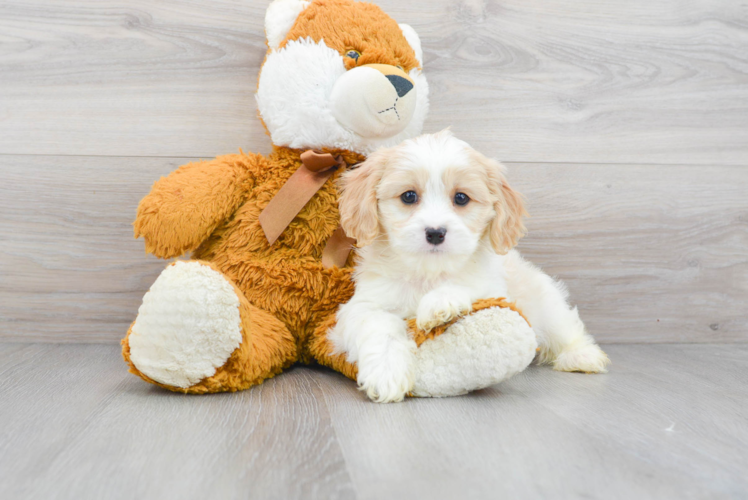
[[259, 150, 356, 268]]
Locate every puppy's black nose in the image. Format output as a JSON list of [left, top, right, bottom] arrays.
[[385, 74, 414, 98], [425, 227, 447, 245]]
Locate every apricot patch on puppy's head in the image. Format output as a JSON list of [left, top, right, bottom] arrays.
[[281, 0, 420, 71]]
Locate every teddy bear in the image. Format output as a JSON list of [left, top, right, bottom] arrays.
[[121, 0, 537, 398]]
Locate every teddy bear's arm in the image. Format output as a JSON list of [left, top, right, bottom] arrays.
[[134, 153, 262, 259]]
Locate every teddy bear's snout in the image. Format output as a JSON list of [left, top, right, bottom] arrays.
[[330, 63, 418, 139]]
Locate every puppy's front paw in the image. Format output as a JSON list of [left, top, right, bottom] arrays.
[[357, 340, 415, 403], [416, 289, 472, 332], [553, 341, 610, 374]]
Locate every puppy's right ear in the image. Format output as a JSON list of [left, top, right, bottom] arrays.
[[338, 150, 388, 247], [470, 149, 527, 254]]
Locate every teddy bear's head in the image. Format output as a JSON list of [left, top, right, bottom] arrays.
[[257, 0, 429, 155]]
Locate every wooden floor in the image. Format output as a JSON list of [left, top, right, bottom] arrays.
[[1, 343, 746, 500], [1, 2, 746, 497]]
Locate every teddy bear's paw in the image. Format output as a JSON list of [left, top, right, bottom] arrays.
[[128, 261, 244, 389], [553, 339, 610, 374], [416, 289, 472, 332], [356, 339, 415, 403], [412, 306, 537, 398]]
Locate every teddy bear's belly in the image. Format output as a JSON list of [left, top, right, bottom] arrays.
[[193, 201, 354, 355], [234, 254, 352, 331]]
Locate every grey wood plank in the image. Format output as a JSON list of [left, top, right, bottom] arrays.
[[2, 155, 747, 342], [0, 155, 178, 341], [511, 162, 748, 343], [0, 0, 272, 159], [0, 342, 32, 362], [504, 344, 748, 498], [314, 344, 748, 500], [1, 0, 746, 164], [0, 343, 746, 500], [0, 344, 137, 497], [0, 344, 355, 500], [426, 0, 748, 166]]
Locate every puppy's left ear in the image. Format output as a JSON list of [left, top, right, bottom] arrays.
[[338, 149, 389, 246], [473, 151, 527, 254]]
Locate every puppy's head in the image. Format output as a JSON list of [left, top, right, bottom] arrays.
[[339, 130, 527, 265]]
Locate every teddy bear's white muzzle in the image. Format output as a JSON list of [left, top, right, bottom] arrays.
[[330, 64, 417, 139]]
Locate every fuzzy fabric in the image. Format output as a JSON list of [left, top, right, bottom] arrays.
[[122, 0, 535, 396], [257, 36, 429, 154], [283, 0, 420, 72], [409, 305, 537, 397], [309, 297, 535, 391], [265, 0, 311, 49], [122, 146, 535, 394], [128, 261, 243, 388], [123, 261, 298, 394], [123, 146, 364, 392], [256, 0, 429, 154]]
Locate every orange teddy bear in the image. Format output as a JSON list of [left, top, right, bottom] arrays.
[[121, 0, 536, 398]]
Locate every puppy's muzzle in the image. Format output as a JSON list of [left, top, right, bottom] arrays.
[[330, 63, 417, 139], [425, 227, 447, 246]]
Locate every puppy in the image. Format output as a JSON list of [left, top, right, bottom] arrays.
[[330, 130, 609, 403]]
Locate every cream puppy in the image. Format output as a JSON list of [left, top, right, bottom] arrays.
[[330, 130, 609, 403]]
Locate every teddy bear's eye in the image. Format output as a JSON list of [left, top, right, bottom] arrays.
[[346, 50, 361, 61]]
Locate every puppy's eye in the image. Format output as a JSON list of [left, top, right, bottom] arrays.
[[346, 50, 361, 61], [400, 191, 418, 204], [454, 192, 470, 206]]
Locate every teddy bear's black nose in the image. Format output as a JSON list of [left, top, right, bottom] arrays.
[[425, 227, 447, 245], [385, 74, 414, 97]]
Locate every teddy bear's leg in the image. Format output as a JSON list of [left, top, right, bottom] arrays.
[[409, 299, 538, 398], [309, 299, 537, 400], [307, 314, 359, 383], [122, 260, 297, 394]]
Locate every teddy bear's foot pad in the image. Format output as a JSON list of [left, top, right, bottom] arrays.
[[128, 261, 243, 389], [411, 306, 537, 398]]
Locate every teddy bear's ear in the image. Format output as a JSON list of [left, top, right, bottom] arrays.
[[399, 24, 423, 67], [265, 0, 311, 50]]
